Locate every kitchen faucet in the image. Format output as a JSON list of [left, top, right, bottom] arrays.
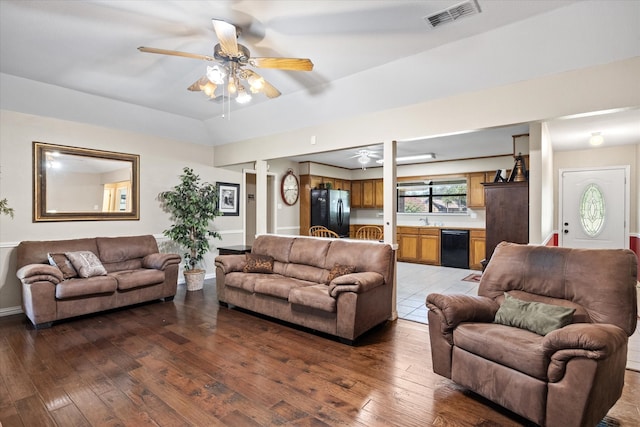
[[419, 216, 429, 225]]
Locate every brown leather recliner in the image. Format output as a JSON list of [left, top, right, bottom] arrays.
[[426, 242, 638, 427]]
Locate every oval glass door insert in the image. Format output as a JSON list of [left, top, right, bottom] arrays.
[[579, 183, 605, 237]]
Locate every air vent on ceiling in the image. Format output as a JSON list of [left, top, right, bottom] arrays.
[[424, 0, 481, 28]]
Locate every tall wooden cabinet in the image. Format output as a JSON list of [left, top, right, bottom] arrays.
[[483, 181, 529, 262]]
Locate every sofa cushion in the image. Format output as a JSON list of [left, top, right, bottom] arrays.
[[254, 276, 316, 300], [288, 238, 331, 268], [47, 253, 78, 279], [494, 293, 575, 336], [289, 284, 336, 312], [225, 272, 274, 293], [252, 235, 295, 263], [326, 264, 356, 284], [284, 263, 326, 283], [65, 251, 108, 278], [55, 276, 118, 299], [243, 253, 274, 273], [110, 269, 165, 291], [454, 322, 549, 381]]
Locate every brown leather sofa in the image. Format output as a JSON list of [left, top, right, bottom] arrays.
[[215, 234, 395, 343], [16, 235, 181, 329], [426, 242, 638, 427]]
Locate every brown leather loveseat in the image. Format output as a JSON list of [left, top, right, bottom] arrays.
[[427, 242, 638, 427], [215, 234, 395, 343], [16, 235, 181, 329]]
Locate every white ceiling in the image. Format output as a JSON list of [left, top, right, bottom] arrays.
[[1, 1, 639, 169]]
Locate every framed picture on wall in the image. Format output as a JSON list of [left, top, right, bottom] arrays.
[[217, 182, 240, 216]]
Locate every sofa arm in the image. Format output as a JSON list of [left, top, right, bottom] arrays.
[[328, 272, 384, 297], [214, 254, 247, 274], [16, 264, 64, 284], [426, 294, 498, 332], [142, 253, 181, 270], [543, 323, 629, 382]]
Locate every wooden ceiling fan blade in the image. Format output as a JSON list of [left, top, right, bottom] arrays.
[[212, 19, 239, 56], [187, 76, 208, 91], [249, 57, 313, 71], [138, 46, 216, 62], [261, 79, 281, 99]]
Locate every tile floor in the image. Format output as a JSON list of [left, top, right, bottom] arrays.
[[395, 262, 640, 371]]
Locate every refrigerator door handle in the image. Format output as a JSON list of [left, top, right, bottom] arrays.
[[337, 199, 343, 227]]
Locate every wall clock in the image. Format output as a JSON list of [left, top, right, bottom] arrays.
[[281, 169, 299, 206]]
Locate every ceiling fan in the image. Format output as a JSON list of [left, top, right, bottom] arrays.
[[138, 19, 313, 104], [350, 149, 381, 169]]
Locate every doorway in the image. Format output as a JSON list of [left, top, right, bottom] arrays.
[[244, 171, 276, 246], [558, 166, 629, 249]]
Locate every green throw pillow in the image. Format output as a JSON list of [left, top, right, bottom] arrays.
[[494, 293, 575, 336]]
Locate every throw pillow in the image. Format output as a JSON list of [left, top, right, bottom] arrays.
[[65, 251, 108, 278], [494, 293, 575, 336], [326, 264, 356, 284], [243, 253, 274, 273], [47, 252, 78, 279]]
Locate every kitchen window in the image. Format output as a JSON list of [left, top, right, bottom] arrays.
[[397, 179, 467, 213]]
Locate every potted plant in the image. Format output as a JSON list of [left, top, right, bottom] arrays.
[[159, 167, 221, 291]]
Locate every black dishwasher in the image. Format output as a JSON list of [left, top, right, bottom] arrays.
[[440, 229, 470, 269]]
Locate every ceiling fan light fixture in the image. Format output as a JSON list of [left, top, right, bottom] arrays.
[[206, 65, 226, 85], [236, 85, 252, 104], [589, 132, 604, 146], [228, 78, 237, 94], [202, 81, 217, 97], [248, 74, 265, 92]]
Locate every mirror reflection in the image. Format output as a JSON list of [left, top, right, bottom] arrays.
[[34, 142, 139, 222]]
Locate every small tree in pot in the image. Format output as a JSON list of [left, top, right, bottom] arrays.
[[159, 167, 221, 291]]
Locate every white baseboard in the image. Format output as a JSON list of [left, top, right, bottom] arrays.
[[0, 306, 23, 317]]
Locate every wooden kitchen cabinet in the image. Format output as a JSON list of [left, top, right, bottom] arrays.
[[467, 171, 495, 208], [351, 181, 363, 208], [419, 228, 440, 265], [397, 227, 420, 262], [398, 226, 440, 265], [351, 179, 383, 209], [374, 179, 384, 208], [469, 229, 486, 270], [362, 180, 375, 208]]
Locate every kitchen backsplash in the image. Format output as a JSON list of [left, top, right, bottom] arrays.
[[351, 208, 486, 229]]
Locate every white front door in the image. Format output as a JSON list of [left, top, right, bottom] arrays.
[[559, 166, 629, 249]]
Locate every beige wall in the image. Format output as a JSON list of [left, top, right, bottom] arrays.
[[0, 111, 245, 312], [214, 58, 640, 167]]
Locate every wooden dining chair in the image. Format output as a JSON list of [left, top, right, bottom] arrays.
[[354, 225, 383, 240], [309, 226, 340, 238]]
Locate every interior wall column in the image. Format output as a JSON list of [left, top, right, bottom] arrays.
[[383, 140, 398, 321], [255, 160, 268, 236]]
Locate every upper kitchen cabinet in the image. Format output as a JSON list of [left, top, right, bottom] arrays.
[[352, 179, 383, 209]]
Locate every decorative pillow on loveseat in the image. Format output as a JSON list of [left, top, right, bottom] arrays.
[[494, 292, 575, 336], [326, 264, 356, 284], [65, 251, 108, 278], [243, 253, 274, 273], [47, 253, 79, 279]]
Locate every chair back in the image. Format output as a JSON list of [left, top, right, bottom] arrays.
[[479, 242, 638, 336], [354, 225, 383, 240], [309, 226, 339, 238]]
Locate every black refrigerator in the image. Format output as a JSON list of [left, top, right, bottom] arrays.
[[310, 189, 350, 237]]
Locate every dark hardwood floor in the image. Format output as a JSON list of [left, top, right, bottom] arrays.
[[1, 281, 639, 427]]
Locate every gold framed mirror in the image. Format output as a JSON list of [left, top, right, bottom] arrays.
[[33, 142, 140, 222]]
